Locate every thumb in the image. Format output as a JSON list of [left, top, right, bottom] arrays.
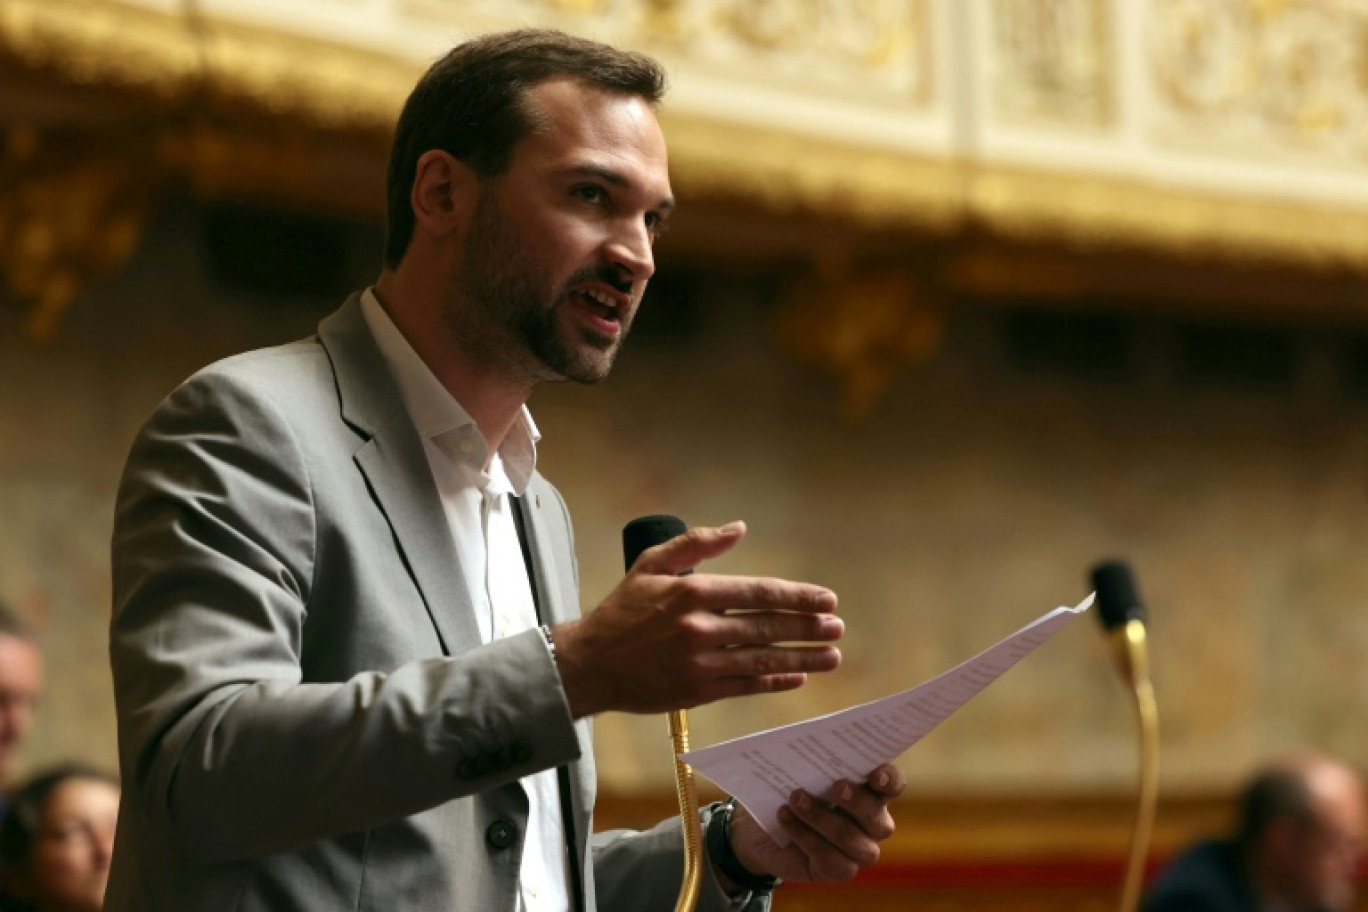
[[630, 521, 747, 577]]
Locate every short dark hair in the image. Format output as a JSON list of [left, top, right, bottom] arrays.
[[1236, 766, 1315, 848], [0, 763, 119, 897], [0, 603, 30, 642], [382, 28, 667, 269]]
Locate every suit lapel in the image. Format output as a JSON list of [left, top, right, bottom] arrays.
[[318, 295, 481, 653], [512, 488, 571, 626]]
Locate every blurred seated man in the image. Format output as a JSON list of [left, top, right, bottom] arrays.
[[1142, 750, 1365, 912], [0, 605, 41, 804], [0, 764, 119, 912]]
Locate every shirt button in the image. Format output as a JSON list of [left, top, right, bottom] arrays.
[[486, 818, 518, 850], [459, 438, 474, 454]]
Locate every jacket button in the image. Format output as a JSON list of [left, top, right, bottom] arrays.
[[486, 819, 518, 850]]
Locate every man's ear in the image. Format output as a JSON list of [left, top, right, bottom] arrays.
[[410, 150, 477, 238]]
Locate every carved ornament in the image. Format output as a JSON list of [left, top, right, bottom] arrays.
[[1150, 0, 1368, 152], [990, 0, 1114, 128], [0, 124, 155, 339], [775, 258, 947, 423]]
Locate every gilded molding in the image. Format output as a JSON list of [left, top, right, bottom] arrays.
[[659, 113, 966, 231], [964, 165, 1368, 267], [1149, 0, 1368, 154], [0, 0, 202, 99], [666, 113, 1368, 270], [189, 17, 413, 130], [713, 0, 926, 74], [400, 0, 932, 101], [990, 0, 1113, 128], [3, 0, 1368, 282], [0, 0, 413, 130]]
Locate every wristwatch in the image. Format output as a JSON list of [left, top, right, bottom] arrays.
[[706, 798, 781, 896]]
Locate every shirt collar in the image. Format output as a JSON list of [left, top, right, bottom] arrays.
[[359, 288, 540, 493]]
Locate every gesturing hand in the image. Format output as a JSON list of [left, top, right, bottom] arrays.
[[552, 521, 844, 718], [725, 763, 906, 888]]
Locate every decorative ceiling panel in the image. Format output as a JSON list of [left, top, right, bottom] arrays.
[[1147, 0, 1368, 169], [5, 0, 1368, 273]]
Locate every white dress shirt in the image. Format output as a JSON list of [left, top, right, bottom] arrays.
[[361, 289, 572, 911]]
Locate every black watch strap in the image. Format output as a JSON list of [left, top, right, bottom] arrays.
[[706, 798, 780, 896]]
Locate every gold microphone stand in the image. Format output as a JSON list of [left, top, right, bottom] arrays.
[[669, 710, 703, 912], [1111, 618, 1159, 912]]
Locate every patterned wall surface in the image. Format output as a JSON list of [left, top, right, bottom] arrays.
[[149, 0, 1368, 191], [6, 200, 1368, 795], [6, 1, 1368, 795], [988, 0, 1114, 129], [6, 0, 1368, 268], [1149, 0, 1368, 162]]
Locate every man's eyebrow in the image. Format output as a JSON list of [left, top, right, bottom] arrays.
[[567, 163, 675, 212]]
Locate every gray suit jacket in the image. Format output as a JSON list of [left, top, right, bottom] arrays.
[[107, 295, 760, 911]]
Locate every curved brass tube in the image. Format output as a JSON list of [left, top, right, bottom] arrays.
[[670, 709, 703, 912], [1114, 620, 1159, 912]]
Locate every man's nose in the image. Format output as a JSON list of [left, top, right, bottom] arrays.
[[603, 219, 655, 283], [93, 824, 116, 867]]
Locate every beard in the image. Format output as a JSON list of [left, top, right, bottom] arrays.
[[448, 187, 634, 385]]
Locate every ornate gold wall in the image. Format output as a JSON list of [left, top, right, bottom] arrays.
[[5, 0, 1368, 836], [6, 0, 1368, 334]]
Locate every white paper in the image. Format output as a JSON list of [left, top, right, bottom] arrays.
[[681, 593, 1095, 843]]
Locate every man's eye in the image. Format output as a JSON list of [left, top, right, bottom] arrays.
[[574, 185, 604, 203]]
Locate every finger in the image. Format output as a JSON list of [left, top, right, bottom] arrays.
[[820, 779, 896, 842], [695, 672, 811, 704], [777, 797, 870, 881], [698, 645, 842, 678], [629, 521, 748, 576], [678, 573, 838, 616], [631, 526, 840, 615], [788, 789, 881, 867], [711, 611, 845, 647], [865, 763, 907, 798]]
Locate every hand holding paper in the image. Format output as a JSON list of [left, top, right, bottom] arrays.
[[682, 594, 1095, 842]]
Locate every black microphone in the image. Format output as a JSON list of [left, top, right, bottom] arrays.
[[1090, 560, 1146, 632], [623, 514, 687, 572]]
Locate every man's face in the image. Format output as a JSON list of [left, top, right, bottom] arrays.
[[447, 77, 674, 385], [27, 777, 119, 912], [1281, 784, 1365, 911], [0, 633, 42, 778]]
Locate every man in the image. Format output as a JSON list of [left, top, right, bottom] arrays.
[[106, 28, 904, 911], [1142, 751, 1365, 912], [0, 602, 42, 803]]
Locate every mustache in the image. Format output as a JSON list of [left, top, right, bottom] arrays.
[[565, 266, 632, 296]]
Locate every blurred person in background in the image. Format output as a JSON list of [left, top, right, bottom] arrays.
[[0, 604, 41, 807], [1142, 750, 1365, 912], [0, 764, 119, 912]]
